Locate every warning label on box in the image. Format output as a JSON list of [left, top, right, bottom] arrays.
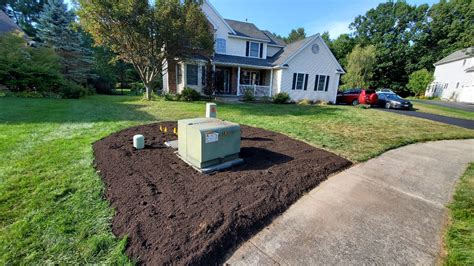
[[205, 132, 219, 143]]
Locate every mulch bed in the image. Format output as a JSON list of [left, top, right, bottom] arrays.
[[93, 122, 351, 265]]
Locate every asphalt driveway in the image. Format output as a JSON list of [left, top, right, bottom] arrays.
[[411, 99, 474, 112], [381, 109, 474, 129]]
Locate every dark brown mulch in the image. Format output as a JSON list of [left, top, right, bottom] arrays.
[[93, 122, 351, 265]]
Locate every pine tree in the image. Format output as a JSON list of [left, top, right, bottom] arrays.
[[37, 0, 94, 84]]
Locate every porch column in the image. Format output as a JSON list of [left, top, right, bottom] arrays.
[[269, 69, 274, 97], [237, 66, 241, 96]]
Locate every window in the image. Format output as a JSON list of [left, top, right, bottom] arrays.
[[292, 73, 307, 90], [186, 64, 198, 86], [176, 64, 182, 84], [241, 70, 260, 85], [216, 38, 226, 54], [249, 42, 260, 57], [314, 75, 330, 91], [201, 66, 206, 86]]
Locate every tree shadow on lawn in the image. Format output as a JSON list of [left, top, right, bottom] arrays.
[[0, 95, 157, 125], [220, 102, 343, 118]]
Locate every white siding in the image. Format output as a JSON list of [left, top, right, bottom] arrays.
[[426, 57, 474, 103], [267, 45, 282, 57], [279, 37, 341, 103], [176, 61, 207, 93]]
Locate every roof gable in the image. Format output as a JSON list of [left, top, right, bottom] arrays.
[[225, 19, 270, 42], [435, 47, 473, 66]]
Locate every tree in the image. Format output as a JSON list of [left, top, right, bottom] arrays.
[[37, 0, 94, 85], [407, 69, 433, 97], [285, 27, 306, 43], [1, 0, 47, 38], [350, 1, 430, 91], [0, 33, 63, 92], [342, 45, 376, 89], [77, 0, 214, 100], [426, 0, 474, 63]]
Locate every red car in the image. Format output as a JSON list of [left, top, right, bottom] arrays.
[[358, 89, 378, 105], [336, 89, 361, 105], [336, 89, 378, 106]]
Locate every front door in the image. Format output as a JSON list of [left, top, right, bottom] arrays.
[[215, 68, 231, 94]]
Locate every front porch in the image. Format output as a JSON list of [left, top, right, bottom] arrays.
[[214, 65, 273, 97]]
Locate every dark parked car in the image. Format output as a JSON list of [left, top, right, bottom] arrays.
[[376, 93, 413, 109], [336, 89, 361, 105]]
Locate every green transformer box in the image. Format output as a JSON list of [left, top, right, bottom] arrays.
[[178, 118, 241, 169]]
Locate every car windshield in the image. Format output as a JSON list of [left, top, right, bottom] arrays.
[[385, 94, 403, 100]]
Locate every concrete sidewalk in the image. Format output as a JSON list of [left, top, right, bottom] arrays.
[[226, 139, 474, 265]]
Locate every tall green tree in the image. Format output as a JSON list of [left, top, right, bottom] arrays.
[[77, 0, 214, 100], [327, 33, 356, 68], [37, 0, 94, 85], [426, 0, 474, 62], [284, 27, 306, 43], [350, 1, 430, 91], [1, 0, 47, 38], [342, 45, 376, 89]]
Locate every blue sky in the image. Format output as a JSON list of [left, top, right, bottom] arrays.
[[209, 0, 439, 39]]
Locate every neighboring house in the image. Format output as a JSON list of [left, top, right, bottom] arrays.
[[425, 47, 474, 103], [162, 0, 344, 102]]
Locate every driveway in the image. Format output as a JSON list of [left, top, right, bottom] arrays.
[[226, 139, 474, 265], [382, 109, 474, 129], [411, 99, 474, 112]]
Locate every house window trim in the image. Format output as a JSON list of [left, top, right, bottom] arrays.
[[186, 64, 198, 86], [248, 41, 261, 58], [314, 74, 330, 92], [216, 38, 226, 54], [293, 72, 306, 90], [240, 70, 261, 85]]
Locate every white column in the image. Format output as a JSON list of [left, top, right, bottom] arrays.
[[237, 66, 241, 96], [182, 64, 187, 92], [269, 69, 274, 97]]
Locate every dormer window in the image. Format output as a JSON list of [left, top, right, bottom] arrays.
[[216, 38, 226, 54], [246, 41, 263, 58]]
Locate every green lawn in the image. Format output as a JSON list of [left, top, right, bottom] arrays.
[[445, 163, 474, 265], [412, 102, 474, 121], [1, 95, 473, 264]]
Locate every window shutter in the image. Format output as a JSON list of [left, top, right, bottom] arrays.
[[246, 41, 250, 57], [259, 43, 263, 58], [292, 73, 297, 90], [304, 74, 309, 90], [325, 76, 330, 91], [314, 75, 319, 91]]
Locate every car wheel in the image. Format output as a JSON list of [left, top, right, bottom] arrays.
[[385, 102, 391, 109], [352, 99, 359, 106]]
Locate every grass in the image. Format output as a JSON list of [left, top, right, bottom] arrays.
[[445, 163, 474, 265], [412, 102, 474, 121], [0, 95, 473, 264]]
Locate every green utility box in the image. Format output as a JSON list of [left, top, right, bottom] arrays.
[[178, 118, 241, 169]]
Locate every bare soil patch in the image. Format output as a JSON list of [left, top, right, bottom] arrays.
[[93, 122, 351, 265]]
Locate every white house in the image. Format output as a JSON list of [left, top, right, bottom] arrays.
[[162, 0, 344, 102], [425, 47, 474, 103]]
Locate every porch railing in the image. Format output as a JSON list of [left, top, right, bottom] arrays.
[[238, 85, 271, 97]]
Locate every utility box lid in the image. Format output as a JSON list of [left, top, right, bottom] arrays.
[[178, 118, 241, 169]]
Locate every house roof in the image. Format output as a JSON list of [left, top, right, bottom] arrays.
[[213, 53, 273, 68], [0, 10, 23, 34], [262, 30, 286, 46], [271, 37, 313, 66], [434, 47, 473, 66], [225, 19, 271, 42]]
